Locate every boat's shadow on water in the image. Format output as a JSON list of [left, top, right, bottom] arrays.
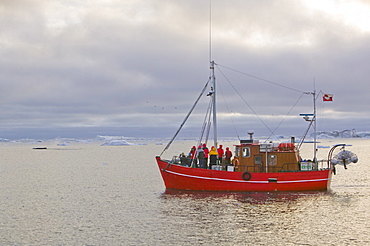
[[161, 188, 334, 204]]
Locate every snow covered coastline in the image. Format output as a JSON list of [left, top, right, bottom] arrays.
[[0, 130, 369, 145], [315, 129, 370, 139]]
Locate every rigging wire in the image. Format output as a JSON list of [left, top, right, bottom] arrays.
[[265, 92, 306, 142], [217, 76, 241, 141], [198, 97, 214, 147], [160, 60, 320, 156], [297, 115, 315, 150], [210, 65, 305, 143], [160, 78, 211, 156], [297, 91, 323, 150], [215, 65, 276, 137], [205, 98, 213, 144], [217, 63, 304, 94], [216, 64, 311, 141]]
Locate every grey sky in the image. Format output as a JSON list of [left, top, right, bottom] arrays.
[[1, 0, 370, 139]]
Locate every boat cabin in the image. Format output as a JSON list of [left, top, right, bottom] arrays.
[[233, 139, 301, 173]]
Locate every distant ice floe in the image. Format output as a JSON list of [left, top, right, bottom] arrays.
[[3, 129, 370, 146], [97, 135, 149, 146], [57, 143, 69, 146], [314, 129, 367, 139], [101, 140, 133, 146]]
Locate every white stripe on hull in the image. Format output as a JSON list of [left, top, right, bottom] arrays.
[[163, 170, 329, 184]]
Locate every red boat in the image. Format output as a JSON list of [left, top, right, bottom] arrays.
[[156, 157, 332, 192], [156, 61, 357, 192]]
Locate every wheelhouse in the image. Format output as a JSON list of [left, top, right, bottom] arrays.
[[233, 138, 301, 173]]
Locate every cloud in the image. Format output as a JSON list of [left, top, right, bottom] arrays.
[[1, 0, 370, 139]]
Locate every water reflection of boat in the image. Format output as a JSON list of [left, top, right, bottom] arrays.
[[155, 61, 358, 192], [162, 189, 331, 204]]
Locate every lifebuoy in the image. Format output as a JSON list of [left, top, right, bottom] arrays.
[[242, 172, 251, 181], [232, 158, 240, 167]]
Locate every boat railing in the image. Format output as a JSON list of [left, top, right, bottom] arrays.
[[279, 163, 300, 172], [235, 164, 299, 173], [317, 159, 331, 170], [299, 159, 330, 171], [235, 161, 331, 173], [169, 156, 331, 171], [170, 155, 191, 166]]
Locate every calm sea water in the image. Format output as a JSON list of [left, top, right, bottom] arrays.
[[0, 139, 369, 245]]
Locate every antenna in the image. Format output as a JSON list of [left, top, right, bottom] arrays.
[[247, 130, 254, 141], [209, 0, 212, 62]]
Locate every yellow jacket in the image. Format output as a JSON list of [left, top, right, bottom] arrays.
[[209, 147, 218, 156]]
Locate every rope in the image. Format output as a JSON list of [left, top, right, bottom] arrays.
[[160, 62, 315, 156], [265, 92, 305, 142], [217, 76, 241, 141], [216, 65, 275, 137], [160, 79, 211, 156], [197, 97, 213, 147], [297, 115, 315, 150], [216, 63, 304, 93]]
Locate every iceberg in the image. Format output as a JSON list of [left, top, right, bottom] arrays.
[[101, 140, 133, 146], [314, 129, 362, 139], [57, 143, 69, 146]]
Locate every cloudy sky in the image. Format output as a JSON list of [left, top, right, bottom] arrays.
[[1, 0, 370, 140]]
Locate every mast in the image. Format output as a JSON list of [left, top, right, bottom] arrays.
[[313, 89, 317, 162], [210, 61, 217, 147], [209, 2, 217, 147], [300, 90, 317, 162]]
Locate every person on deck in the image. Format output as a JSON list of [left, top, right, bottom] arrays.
[[202, 143, 209, 169], [189, 146, 197, 167], [217, 145, 224, 165], [196, 146, 205, 168], [180, 152, 189, 166], [225, 147, 233, 166], [209, 146, 218, 169]]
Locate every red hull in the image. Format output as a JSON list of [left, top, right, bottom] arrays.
[[156, 156, 333, 192]]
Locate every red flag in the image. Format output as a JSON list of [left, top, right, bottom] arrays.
[[323, 94, 333, 101]]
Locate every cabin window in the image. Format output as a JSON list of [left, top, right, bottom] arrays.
[[242, 147, 250, 157], [268, 155, 277, 165], [235, 147, 240, 157], [255, 156, 262, 165]]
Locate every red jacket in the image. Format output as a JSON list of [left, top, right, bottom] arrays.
[[203, 147, 209, 158], [225, 149, 232, 159], [217, 147, 224, 158]]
